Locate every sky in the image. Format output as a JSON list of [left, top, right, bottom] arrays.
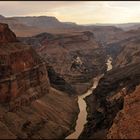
[[0, 1, 140, 24]]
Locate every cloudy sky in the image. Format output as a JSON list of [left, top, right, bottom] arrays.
[[0, 1, 140, 24]]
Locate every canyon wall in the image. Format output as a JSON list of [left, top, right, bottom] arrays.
[[107, 85, 140, 139], [80, 62, 140, 139], [79, 26, 140, 139], [0, 23, 17, 43], [20, 31, 107, 94], [0, 24, 50, 104], [0, 23, 79, 139]]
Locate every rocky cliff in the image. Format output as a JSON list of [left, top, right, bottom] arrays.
[[80, 63, 140, 139], [0, 23, 79, 139], [20, 31, 107, 94], [47, 66, 76, 95], [0, 23, 49, 104], [107, 85, 140, 139], [111, 36, 140, 68], [0, 23, 17, 43], [80, 27, 140, 139]]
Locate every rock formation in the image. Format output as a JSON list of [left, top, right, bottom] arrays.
[[20, 31, 107, 94], [107, 85, 140, 139], [0, 23, 79, 139], [111, 36, 140, 68], [0, 23, 17, 43], [0, 23, 49, 104], [80, 61, 140, 139], [47, 65, 76, 95], [80, 27, 140, 139]]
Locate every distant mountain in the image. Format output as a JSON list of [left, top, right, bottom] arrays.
[[10, 16, 63, 27], [0, 15, 78, 27], [91, 23, 140, 31], [0, 15, 80, 36], [114, 23, 140, 31], [0, 14, 139, 38], [95, 23, 140, 31]]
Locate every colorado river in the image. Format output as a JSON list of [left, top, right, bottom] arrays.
[[66, 57, 112, 139]]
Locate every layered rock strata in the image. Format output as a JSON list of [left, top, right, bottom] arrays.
[[0, 23, 79, 139], [20, 31, 107, 94], [80, 63, 140, 139]]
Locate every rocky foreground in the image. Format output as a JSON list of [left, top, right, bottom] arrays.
[[0, 23, 79, 139]]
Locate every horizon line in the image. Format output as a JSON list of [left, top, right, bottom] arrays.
[[1, 14, 140, 25]]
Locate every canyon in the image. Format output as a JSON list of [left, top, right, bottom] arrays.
[[0, 23, 79, 139], [79, 32, 140, 138], [0, 15, 140, 139], [20, 31, 107, 95]]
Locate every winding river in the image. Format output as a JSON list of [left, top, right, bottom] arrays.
[[66, 57, 112, 139]]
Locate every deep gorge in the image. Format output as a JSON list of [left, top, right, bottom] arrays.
[[0, 14, 140, 139]]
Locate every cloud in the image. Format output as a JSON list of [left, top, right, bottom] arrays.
[[0, 1, 139, 24], [0, 1, 87, 16]]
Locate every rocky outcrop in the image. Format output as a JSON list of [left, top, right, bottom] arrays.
[[0, 36, 49, 104], [107, 85, 140, 139], [0, 24, 48, 103], [0, 23, 79, 139], [20, 31, 107, 94], [47, 66, 76, 95], [80, 63, 140, 139], [0, 23, 17, 43]]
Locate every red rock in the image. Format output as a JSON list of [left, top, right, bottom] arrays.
[[107, 85, 140, 139], [0, 23, 17, 43], [0, 23, 50, 103]]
